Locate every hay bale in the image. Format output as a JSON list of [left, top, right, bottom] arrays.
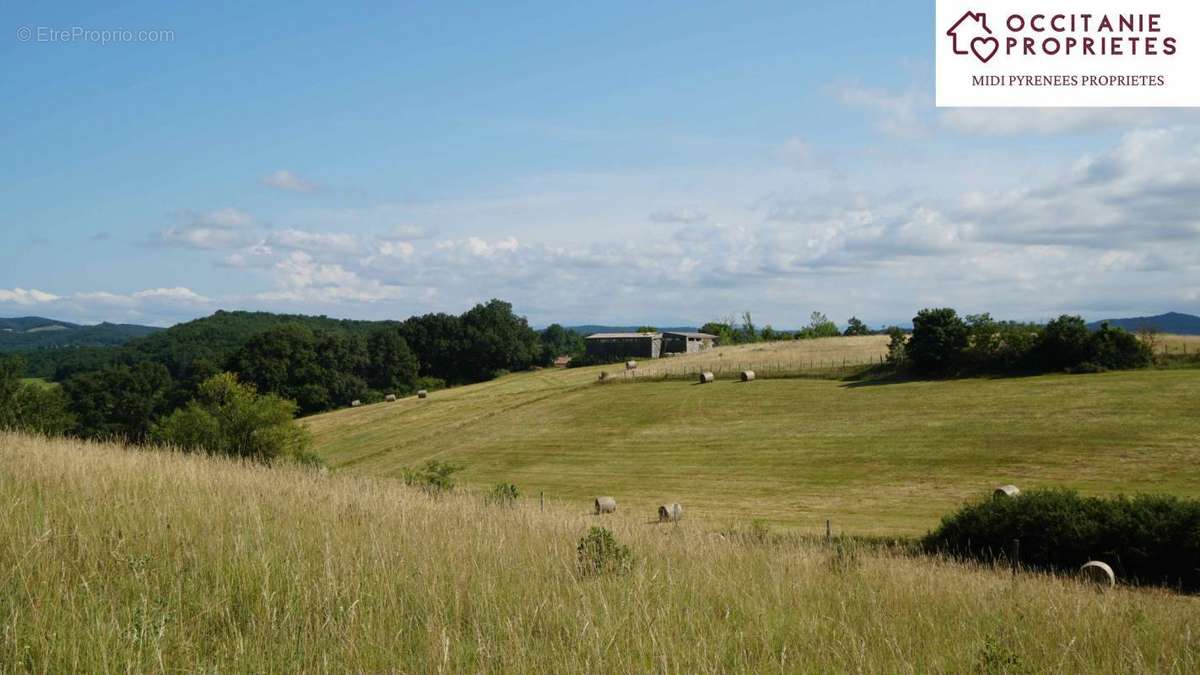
[[385, 394, 397, 402], [599, 371, 609, 381], [1080, 560, 1115, 587], [994, 484, 1021, 499], [626, 360, 637, 370], [658, 503, 683, 522], [595, 496, 617, 514], [698, 371, 715, 384], [417, 390, 428, 399], [351, 399, 362, 407], [740, 370, 755, 382]]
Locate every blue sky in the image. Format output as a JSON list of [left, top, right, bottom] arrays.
[[2, 1, 1197, 328]]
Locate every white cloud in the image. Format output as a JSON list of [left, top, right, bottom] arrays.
[[259, 169, 319, 193], [161, 208, 257, 250], [650, 209, 709, 224], [267, 229, 361, 254], [0, 288, 61, 305]]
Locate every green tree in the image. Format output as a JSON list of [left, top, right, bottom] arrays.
[[699, 321, 736, 345], [1034, 315, 1091, 372], [459, 299, 543, 381], [737, 312, 759, 343], [366, 327, 419, 394], [805, 311, 840, 339], [906, 308, 968, 373], [151, 372, 311, 463], [540, 324, 585, 361], [0, 356, 74, 435], [63, 362, 174, 441], [843, 316, 871, 336]]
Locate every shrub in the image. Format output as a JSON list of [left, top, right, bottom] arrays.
[[576, 527, 632, 576], [402, 459, 464, 494], [923, 489, 1200, 591], [488, 482, 520, 506], [0, 357, 75, 435], [884, 327, 908, 366], [150, 372, 311, 463], [1087, 322, 1152, 370]]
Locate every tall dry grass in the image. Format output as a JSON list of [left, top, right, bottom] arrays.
[[626, 335, 891, 381], [2, 431, 1197, 672]]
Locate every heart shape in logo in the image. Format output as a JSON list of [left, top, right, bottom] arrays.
[[970, 36, 999, 64]]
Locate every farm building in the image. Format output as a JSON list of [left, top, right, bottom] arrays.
[[552, 355, 573, 368], [585, 332, 662, 360], [662, 331, 717, 354], [584, 330, 717, 360]]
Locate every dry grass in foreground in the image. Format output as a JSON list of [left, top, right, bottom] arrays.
[[2, 432, 1198, 673]]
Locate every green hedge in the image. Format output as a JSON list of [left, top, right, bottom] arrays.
[[923, 489, 1200, 592]]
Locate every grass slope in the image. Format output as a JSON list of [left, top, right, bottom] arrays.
[[307, 350, 1200, 534], [3, 432, 1198, 672]]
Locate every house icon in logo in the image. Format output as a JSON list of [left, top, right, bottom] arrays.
[[947, 11, 999, 64]]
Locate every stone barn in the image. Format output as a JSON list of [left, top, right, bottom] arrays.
[[584, 332, 662, 360], [662, 331, 717, 354]]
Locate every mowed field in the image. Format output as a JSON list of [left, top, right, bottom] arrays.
[[307, 338, 1200, 535]]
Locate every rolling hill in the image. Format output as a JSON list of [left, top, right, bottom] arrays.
[[0, 316, 160, 352], [4, 430, 1199, 672], [304, 338, 1200, 535], [1088, 311, 1200, 335]]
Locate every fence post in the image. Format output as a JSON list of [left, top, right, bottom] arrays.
[[825, 519, 831, 542], [540, 491, 544, 512]]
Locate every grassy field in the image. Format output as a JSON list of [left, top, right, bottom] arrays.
[[626, 334, 890, 380], [3, 432, 1198, 672], [306, 349, 1200, 535]]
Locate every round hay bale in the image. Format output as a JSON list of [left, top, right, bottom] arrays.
[[351, 399, 362, 407], [385, 394, 397, 402], [417, 390, 428, 399], [698, 371, 715, 384], [740, 370, 755, 382], [993, 484, 1021, 499], [626, 360, 637, 370], [1080, 560, 1115, 587], [658, 503, 683, 522], [594, 496, 617, 514]]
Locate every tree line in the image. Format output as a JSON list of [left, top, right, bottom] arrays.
[[894, 309, 1152, 375], [1, 299, 571, 459]]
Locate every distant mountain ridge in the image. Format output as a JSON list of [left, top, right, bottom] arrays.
[[0, 316, 161, 353], [1087, 312, 1200, 335]]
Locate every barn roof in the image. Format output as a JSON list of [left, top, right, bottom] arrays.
[[585, 332, 660, 339]]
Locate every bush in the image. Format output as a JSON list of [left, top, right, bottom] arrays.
[[923, 489, 1200, 591], [1087, 322, 1152, 370], [0, 357, 75, 435], [150, 372, 312, 463], [402, 459, 463, 494], [576, 527, 632, 576], [488, 482, 520, 506]]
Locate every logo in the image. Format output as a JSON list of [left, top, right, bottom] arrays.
[[936, 0, 1200, 107], [946, 11, 998, 63]]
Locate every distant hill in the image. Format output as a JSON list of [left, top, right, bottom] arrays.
[[12, 310, 391, 379], [565, 325, 699, 336], [0, 316, 161, 353], [1087, 312, 1200, 335]]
